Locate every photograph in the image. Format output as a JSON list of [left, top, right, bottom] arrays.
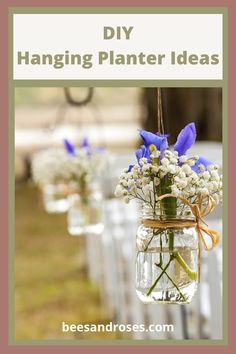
[[14, 86, 223, 340]]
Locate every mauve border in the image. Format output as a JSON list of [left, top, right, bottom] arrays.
[[0, 0, 235, 353]]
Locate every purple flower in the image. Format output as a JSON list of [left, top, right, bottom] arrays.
[[128, 164, 134, 172], [64, 139, 76, 156], [96, 147, 105, 154], [82, 137, 105, 155], [139, 130, 168, 152], [135, 145, 150, 162], [81, 137, 89, 148], [192, 156, 213, 173], [81, 137, 92, 155], [174, 123, 196, 157]]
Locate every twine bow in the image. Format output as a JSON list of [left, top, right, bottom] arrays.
[[157, 193, 220, 251]]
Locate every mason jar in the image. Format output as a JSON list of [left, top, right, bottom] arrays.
[[42, 183, 70, 213], [136, 203, 199, 304], [67, 186, 104, 236]]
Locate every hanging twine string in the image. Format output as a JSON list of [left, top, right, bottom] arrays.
[[157, 88, 164, 135], [145, 89, 220, 282], [156, 88, 165, 217]]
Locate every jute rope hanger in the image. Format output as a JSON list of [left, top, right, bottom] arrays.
[[153, 88, 220, 251], [142, 89, 220, 282], [157, 88, 164, 135]]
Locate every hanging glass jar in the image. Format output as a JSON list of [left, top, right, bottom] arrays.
[[67, 184, 104, 236], [136, 203, 199, 304], [42, 182, 71, 213]]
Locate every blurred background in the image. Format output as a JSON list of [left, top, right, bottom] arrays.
[[15, 87, 222, 340]]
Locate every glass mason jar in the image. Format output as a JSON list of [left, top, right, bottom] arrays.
[[136, 203, 199, 304], [67, 185, 104, 236], [42, 182, 71, 213]]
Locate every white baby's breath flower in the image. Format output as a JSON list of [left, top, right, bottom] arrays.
[[142, 164, 151, 173], [120, 172, 129, 180], [188, 187, 196, 196], [127, 179, 135, 188], [178, 180, 187, 189], [211, 181, 219, 190], [114, 185, 123, 197], [182, 164, 192, 175], [161, 158, 169, 167], [170, 157, 178, 165], [151, 165, 159, 174], [31, 147, 106, 187], [191, 173, 199, 183], [203, 171, 210, 180], [211, 170, 220, 181], [164, 150, 172, 157], [174, 176, 180, 183], [133, 170, 138, 178], [139, 158, 148, 166], [187, 159, 195, 167], [142, 177, 150, 186], [178, 172, 186, 179], [124, 196, 130, 204], [173, 151, 179, 157], [199, 164, 206, 172], [114, 141, 222, 208], [120, 180, 128, 187], [122, 189, 128, 196], [179, 155, 187, 163], [201, 187, 209, 196], [150, 150, 161, 158], [198, 179, 206, 188], [171, 185, 180, 197], [159, 166, 168, 178], [168, 164, 177, 174]]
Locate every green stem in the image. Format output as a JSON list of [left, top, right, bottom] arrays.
[[79, 175, 89, 205], [159, 176, 176, 252], [168, 230, 174, 252], [145, 174, 196, 299], [174, 252, 197, 281], [155, 263, 187, 302], [145, 175, 177, 298], [144, 229, 162, 252], [146, 256, 173, 297], [159, 234, 163, 267], [136, 229, 163, 263]]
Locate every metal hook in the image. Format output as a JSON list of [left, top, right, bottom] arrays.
[[64, 87, 94, 106]]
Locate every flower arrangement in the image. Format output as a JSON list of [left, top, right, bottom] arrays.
[[115, 123, 222, 207], [31, 138, 106, 188], [63, 137, 106, 193], [63, 138, 106, 235], [115, 122, 222, 304]]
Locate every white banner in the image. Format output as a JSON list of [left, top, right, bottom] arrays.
[[13, 13, 223, 80]]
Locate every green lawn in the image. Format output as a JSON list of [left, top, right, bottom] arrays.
[[15, 183, 116, 340]]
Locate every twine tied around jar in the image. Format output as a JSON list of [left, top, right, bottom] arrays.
[[142, 193, 220, 251]]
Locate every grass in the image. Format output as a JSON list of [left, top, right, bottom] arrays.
[[15, 182, 117, 340]]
